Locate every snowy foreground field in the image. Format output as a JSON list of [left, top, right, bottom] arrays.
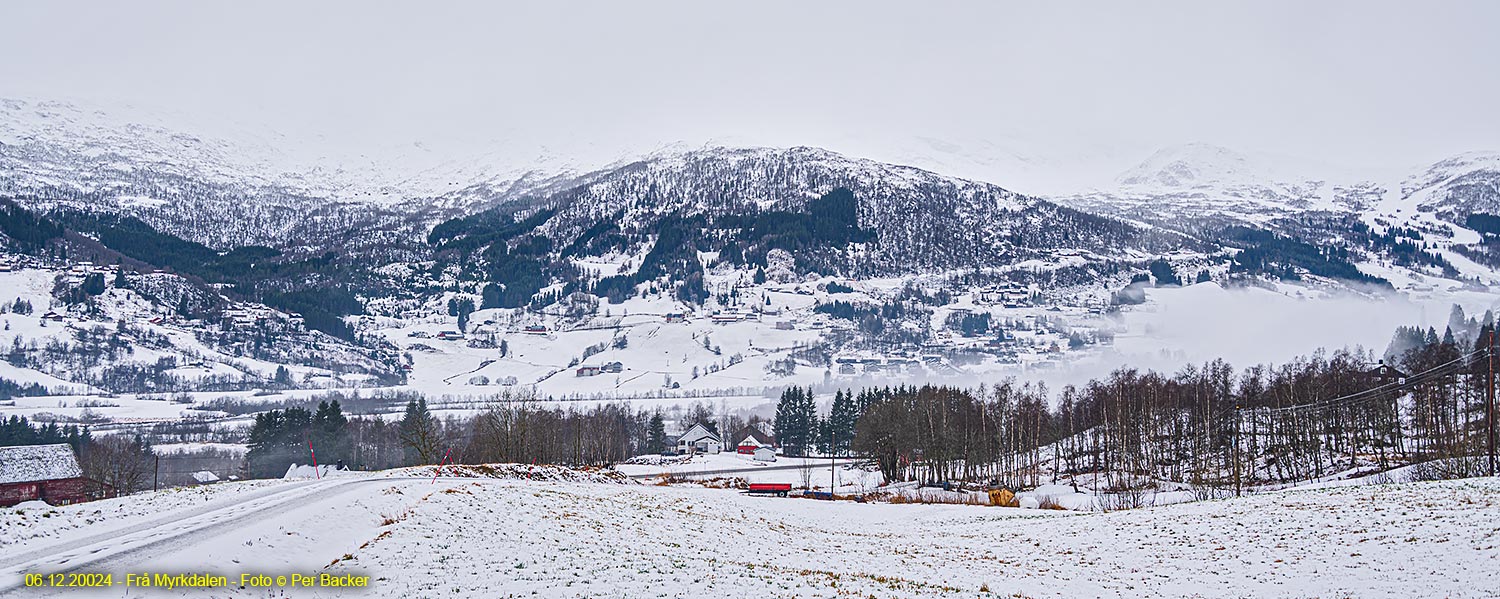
[[1, 472, 1496, 599]]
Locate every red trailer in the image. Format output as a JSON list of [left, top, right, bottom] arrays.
[[746, 483, 792, 497]]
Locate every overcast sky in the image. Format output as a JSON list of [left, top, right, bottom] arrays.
[[2, 1, 1497, 188]]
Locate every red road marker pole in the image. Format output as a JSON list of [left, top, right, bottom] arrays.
[[308, 440, 320, 480], [431, 447, 453, 484]]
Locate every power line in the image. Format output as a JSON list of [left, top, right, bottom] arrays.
[[1229, 348, 1487, 417]]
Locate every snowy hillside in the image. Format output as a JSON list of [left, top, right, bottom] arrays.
[[470, 146, 1178, 274], [1064, 143, 1500, 231], [1061, 143, 1382, 223], [0, 469, 1494, 598], [0, 263, 402, 401], [0, 97, 1172, 267], [1400, 151, 1500, 221], [0, 97, 660, 250], [1, 98, 1498, 418], [0, 97, 621, 204], [1053, 143, 1500, 291]]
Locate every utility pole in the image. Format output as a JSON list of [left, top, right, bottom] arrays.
[[1233, 405, 1242, 498], [308, 439, 320, 480], [1489, 331, 1496, 477], [153, 455, 159, 492]]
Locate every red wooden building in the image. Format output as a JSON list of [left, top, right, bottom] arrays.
[[732, 426, 776, 455], [0, 444, 106, 507]]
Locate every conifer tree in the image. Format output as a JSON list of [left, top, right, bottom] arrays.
[[646, 412, 668, 454], [774, 387, 818, 456], [827, 390, 858, 456], [398, 398, 441, 465]]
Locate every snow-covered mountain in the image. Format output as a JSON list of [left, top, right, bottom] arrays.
[[1044, 143, 1500, 289], [0, 97, 689, 250], [1059, 143, 1500, 231], [1398, 151, 1500, 221], [1058, 143, 1384, 225], [0, 97, 641, 203], [453, 146, 1177, 275], [5, 99, 1500, 410], [6, 95, 1499, 297]]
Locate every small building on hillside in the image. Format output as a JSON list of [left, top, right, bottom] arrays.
[[676, 423, 723, 454], [0, 444, 105, 507], [576, 365, 603, 377]]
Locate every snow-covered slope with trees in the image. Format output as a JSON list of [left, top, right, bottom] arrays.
[[515, 146, 1178, 272], [1062, 143, 1500, 232], [2, 97, 1499, 410], [1061, 143, 1382, 224]]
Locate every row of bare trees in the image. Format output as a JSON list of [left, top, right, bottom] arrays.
[[223, 389, 766, 478], [459, 401, 645, 466], [265, 397, 659, 473], [852, 333, 1498, 493], [210, 323, 1494, 490]]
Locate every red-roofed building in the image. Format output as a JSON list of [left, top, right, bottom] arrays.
[[733, 426, 776, 455]]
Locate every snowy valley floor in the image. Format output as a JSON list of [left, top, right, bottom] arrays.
[[1, 474, 1497, 598]]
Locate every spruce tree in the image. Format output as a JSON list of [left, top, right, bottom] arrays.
[[774, 387, 819, 456], [774, 387, 801, 456], [646, 412, 668, 454], [398, 398, 441, 465], [273, 365, 293, 387], [312, 400, 349, 466], [828, 390, 858, 456], [82, 273, 106, 296]]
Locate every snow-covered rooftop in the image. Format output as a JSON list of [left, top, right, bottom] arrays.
[[0, 443, 84, 484]]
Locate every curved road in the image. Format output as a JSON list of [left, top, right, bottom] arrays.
[[1, 463, 866, 597], [0, 476, 440, 598]]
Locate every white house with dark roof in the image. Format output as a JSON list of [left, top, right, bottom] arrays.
[[675, 423, 722, 454]]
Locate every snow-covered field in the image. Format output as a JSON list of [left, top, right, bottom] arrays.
[[1, 470, 1495, 598], [616, 452, 879, 488]]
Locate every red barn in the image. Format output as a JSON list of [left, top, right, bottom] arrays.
[[732, 426, 776, 455], [0, 444, 103, 507]]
